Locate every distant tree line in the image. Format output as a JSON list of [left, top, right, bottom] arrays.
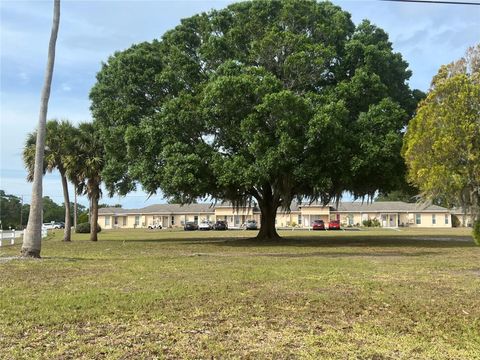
[[0, 190, 88, 230]]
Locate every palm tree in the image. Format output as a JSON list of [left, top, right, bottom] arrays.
[[74, 122, 104, 242], [22, 0, 61, 257], [23, 119, 76, 242]]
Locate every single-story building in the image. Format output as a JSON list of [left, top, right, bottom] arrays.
[[98, 201, 455, 229]]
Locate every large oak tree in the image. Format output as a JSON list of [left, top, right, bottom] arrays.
[[91, 0, 419, 239]]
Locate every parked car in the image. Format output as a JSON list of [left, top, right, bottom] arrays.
[[245, 219, 258, 230], [148, 224, 162, 229], [328, 220, 341, 230], [198, 220, 213, 230], [184, 222, 198, 231], [43, 222, 64, 230], [312, 219, 325, 230], [214, 220, 228, 230]]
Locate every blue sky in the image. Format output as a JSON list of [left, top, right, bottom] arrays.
[[1, 0, 479, 208]]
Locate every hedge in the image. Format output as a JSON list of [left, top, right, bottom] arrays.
[[75, 222, 102, 234]]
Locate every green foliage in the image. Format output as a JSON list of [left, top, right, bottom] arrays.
[[78, 212, 88, 224], [0, 191, 81, 229], [91, 0, 419, 238], [473, 220, 480, 246], [403, 45, 480, 223], [0, 190, 28, 229], [75, 222, 101, 234], [23, 119, 77, 181], [99, 203, 122, 208], [376, 186, 419, 203], [362, 218, 381, 227]]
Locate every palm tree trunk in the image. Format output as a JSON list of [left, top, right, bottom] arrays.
[[60, 170, 71, 242], [74, 184, 78, 230], [90, 186, 99, 242], [22, 0, 60, 258]]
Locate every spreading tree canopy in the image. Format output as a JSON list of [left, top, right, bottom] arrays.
[[91, 0, 420, 239], [403, 44, 480, 243]]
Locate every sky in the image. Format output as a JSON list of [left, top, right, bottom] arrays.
[[1, 0, 479, 209]]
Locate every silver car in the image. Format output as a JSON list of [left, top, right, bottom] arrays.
[[245, 219, 258, 230]]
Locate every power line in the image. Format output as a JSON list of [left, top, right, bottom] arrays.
[[380, 0, 480, 5]]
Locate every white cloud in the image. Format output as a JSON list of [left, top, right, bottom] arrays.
[[61, 83, 72, 92]]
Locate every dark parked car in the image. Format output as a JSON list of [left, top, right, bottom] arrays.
[[214, 220, 228, 230], [312, 219, 325, 230], [245, 219, 258, 230], [328, 220, 341, 230], [184, 222, 198, 231]]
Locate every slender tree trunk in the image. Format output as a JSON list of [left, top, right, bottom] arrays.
[[74, 184, 77, 230], [90, 186, 99, 242], [22, 0, 60, 258], [60, 170, 71, 242], [256, 200, 281, 240]]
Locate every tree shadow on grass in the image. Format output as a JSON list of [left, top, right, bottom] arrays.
[[186, 250, 440, 258], [115, 234, 476, 249], [211, 236, 476, 249]]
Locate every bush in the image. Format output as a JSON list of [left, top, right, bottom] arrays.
[[362, 218, 381, 227], [75, 222, 102, 234], [473, 219, 480, 246]]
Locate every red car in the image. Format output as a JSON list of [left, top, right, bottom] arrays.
[[312, 219, 326, 230], [328, 220, 341, 230]]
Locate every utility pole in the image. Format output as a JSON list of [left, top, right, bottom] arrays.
[[74, 187, 77, 229], [20, 195, 24, 229]]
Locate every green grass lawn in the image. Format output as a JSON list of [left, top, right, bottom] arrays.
[[0, 228, 479, 359]]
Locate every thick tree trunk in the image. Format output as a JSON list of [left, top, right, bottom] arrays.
[[22, 0, 60, 258], [90, 187, 99, 242], [256, 201, 281, 240], [60, 170, 71, 242]]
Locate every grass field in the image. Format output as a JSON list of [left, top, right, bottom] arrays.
[[0, 228, 479, 359]]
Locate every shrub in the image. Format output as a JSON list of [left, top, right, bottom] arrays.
[[75, 222, 102, 234], [362, 218, 381, 227], [473, 219, 480, 246]]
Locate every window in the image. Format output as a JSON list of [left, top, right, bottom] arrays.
[[432, 214, 436, 225], [105, 216, 110, 226], [135, 215, 140, 226], [415, 214, 421, 225], [445, 214, 449, 225], [298, 215, 302, 225], [171, 216, 175, 226], [114, 216, 118, 225], [194, 215, 198, 224]]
